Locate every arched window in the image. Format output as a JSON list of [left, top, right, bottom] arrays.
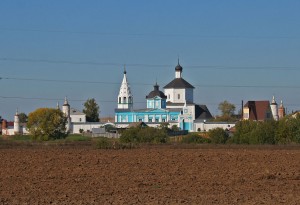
[[178, 94, 180, 99], [119, 97, 121, 103], [123, 97, 126, 103]]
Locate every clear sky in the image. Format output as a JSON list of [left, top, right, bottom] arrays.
[[1, 0, 300, 120]]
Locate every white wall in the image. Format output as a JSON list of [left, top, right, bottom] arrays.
[[164, 88, 186, 104], [70, 114, 86, 123], [194, 122, 236, 132], [72, 123, 104, 134], [2, 128, 15, 135], [1, 126, 29, 135]]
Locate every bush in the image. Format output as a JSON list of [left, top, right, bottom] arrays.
[[95, 137, 112, 149], [95, 137, 135, 149], [181, 133, 211, 144], [208, 128, 229, 144], [65, 135, 91, 142], [119, 127, 168, 144], [232, 120, 279, 144], [276, 115, 300, 144]]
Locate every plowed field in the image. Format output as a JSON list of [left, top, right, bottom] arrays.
[[0, 144, 300, 204]]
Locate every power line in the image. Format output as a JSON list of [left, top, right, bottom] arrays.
[[0, 95, 298, 107], [1, 27, 299, 40], [0, 57, 299, 70], [1, 76, 300, 88], [0, 77, 152, 86], [0, 95, 145, 104]]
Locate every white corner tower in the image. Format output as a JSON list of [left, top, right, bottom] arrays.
[[270, 96, 279, 121], [14, 108, 21, 135], [117, 66, 133, 110], [62, 97, 71, 132]]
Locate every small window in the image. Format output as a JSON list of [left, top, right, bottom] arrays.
[[162, 119, 166, 122], [79, 118, 82, 122], [178, 94, 180, 99], [149, 119, 152, 122], [168, 94, 170, 99], [123, 97, 126, 103], [129, 96, 132, 103], [119, 97, 121, 103], [155, 119, 159, 122]]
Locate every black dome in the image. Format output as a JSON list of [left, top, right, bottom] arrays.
[[146, 83, 167, 99], [175, 63, 182, 72]]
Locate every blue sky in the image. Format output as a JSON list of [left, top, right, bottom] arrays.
[[1, 0, 300, 120]]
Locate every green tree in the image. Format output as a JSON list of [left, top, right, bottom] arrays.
[[276, 115, 300, 144], [104, 124, 116, 132], [218, 100, 236, 117], [27, 108, 67, 140], [232, 120, 277, 144], [83, 98, 100, 122], [18, 112, 28, 123], [232, 120, 257, 144]]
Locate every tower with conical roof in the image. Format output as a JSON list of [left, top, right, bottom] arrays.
[[117, 67, 133, 110], [278, 100, 285, 119], [62, 97, 71, 132], [270, 96, 279, 121], [14, 108, 21, 135]]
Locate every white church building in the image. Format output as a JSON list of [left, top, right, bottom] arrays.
[[115, 61, 218, 131]]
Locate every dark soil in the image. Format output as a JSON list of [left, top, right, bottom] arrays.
[[0, 144, 299, 204]]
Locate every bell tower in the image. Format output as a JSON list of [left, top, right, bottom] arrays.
[[117, 66, 133, 110]]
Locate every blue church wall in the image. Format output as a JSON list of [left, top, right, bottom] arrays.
[[147, 98, 166, 109], [115, 109, 180, 123], [180, 122, 193, 131]]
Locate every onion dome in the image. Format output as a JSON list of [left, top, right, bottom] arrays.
[[175, 62, 183, 72], [146, 83, 167, 99]]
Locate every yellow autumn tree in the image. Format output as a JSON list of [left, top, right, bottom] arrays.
[[27, 108, 68, 140]]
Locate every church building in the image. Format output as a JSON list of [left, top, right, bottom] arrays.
[[114, 61, 213, 131]]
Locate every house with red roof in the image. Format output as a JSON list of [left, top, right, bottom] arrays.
[[243, 100, 273, 121]]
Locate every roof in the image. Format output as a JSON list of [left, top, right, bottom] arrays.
[[163, 78, 195, 89], [244, 101, 271, 121], [146, 84, 167, 99], [70, 108, 85, 115], [195, 104, 213, 121], [6, 121, 14, 127], [128, 122, 148, 128], [166, 101, 194, 106]]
